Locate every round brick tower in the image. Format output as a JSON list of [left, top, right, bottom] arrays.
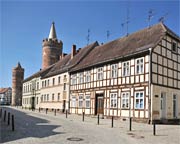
[[42, 22, 63, 69], [12, 62, 24, 106]]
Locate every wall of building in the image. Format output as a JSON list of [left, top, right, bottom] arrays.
[[70, 55, 150, 120], [151, 85, 180, 120], [40, 72, 69, 112], [22, 77, 41, 109]]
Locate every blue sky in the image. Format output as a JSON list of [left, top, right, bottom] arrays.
[[0, 0, 180, 87]]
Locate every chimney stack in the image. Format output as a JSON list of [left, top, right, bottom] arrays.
[[71, 44, 76, 59]]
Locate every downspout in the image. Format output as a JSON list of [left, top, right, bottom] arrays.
[[68, 70, 71, 113], [148, 48, 152, 124]]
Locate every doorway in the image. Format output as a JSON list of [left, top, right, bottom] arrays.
[[31, 97, 35, 110], [173, 94, 178, 118], [62, 100, 66, 113], [95, 93, 104, 115], [160, 92, 166, 119]]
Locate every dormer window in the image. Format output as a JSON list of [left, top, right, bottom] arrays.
[[172, 42, 177, 52]]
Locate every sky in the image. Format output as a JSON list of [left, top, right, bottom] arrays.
[[0, 0, 180, 87]]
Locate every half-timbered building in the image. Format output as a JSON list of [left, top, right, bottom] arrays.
[[69, 23, 180, 123]]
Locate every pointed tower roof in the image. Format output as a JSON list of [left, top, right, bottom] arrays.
[[48, 22, 57, 39]]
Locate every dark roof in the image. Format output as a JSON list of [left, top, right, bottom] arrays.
[[42, 41, 99, 78], [23, 65, 54, 82], [70, 23, 179, 72], [0, 88, 11, 94]]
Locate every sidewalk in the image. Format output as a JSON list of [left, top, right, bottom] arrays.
[[1, 106, 180, 144]]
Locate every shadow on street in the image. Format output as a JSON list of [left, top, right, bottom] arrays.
[[0, 107, 63, 143]]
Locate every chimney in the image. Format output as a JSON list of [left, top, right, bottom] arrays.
[[71, 44, 76, 59]]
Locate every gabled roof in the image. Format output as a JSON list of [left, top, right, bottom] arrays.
[[70, 23, 179, 72], [0, 88, 11, 94], [42, 41, 99, 78], [23, 65, 54, 83]]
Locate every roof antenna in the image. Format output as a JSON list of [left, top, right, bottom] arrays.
[[106, 30, 110, 40], [86, 29, 90, 45], [121, 1, 130, 36], [147, 9, 155, 28], [158, 13, 168, 23]]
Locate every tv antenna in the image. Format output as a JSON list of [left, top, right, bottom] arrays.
[[158, 13, 168, 23], [106, 30, 110, 40], [86, 29, 90, 45], [121, 2, 130, 36], [147, 9, 155, 28]]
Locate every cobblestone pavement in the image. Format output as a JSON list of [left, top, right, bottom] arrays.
[[0, 106, 180, 144]]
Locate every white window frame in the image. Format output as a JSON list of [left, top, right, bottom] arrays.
[[121, 92, 130, 109], [110, 93, 117, 108], [135, 57, 144, 74], [85, 71, 91, 82], [85, 95, 90, 108], [122, 61, 130, 76], [78, 95, 83, 108], [71, 96, 76, 107], [97, 67, 103, 80], [111, 64, 118, 78], [135, 91, 144, 109], [79, 73, 84, 84], [71, 74, 77, 85]]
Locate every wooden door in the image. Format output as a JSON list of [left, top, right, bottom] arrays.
[[97, 97, 104, 114]]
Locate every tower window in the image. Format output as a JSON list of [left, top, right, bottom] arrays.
[[172, 42, 177, 52]]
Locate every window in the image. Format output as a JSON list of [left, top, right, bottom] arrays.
[[52, 78, 55, 86], [121, 92, 130, 109], [79, 73, 84, 84], [47, 94, 49, 101], [63, 83, 66, 91], [172, 42, 177, 52], [122, 61, 130, 76], [136, 58, 144, 74], [58, 76, 61, 84], [64, 75, 67, 80], [37, 82, 39, 90], [85, 95, 90, 108], [110, 93, 117, 108], [44, 80, 46, 87], [58, 93, 60, 101], [52, 94, 54, 101], [78, 95, 83, 108], [97, 67, 103, 80], [47, 80, 49, 86], [44, 94, 46, 101], [72, 74, 77, 85], [135, 92, 144, 109], [71, 96, 76, 107], [41, 95, 43, 102], [42, 81, 44, 88], [111, 64, 118, 78], [85, 71, 91, 82]]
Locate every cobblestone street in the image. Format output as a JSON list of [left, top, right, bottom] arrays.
[[0, 106, 180, 144]]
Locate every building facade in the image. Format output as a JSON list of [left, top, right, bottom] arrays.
[[69, 23, 180, 123], [0, 87, 12, 105]]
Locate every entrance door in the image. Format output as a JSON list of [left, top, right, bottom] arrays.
[[62, 100, 66, 113], [31, 97, 35, 110], [173, 94, 178, 118], [160, 92, 166, 119], [95, 94, 104, 115]]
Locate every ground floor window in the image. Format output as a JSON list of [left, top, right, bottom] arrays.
[[110, 93, 117, 108], [85, 95, 90, 108], [121, 92, 130, 109], [79, 95, 83, 108], [71, 96, 76, 107], [135, 91, 144, 109]]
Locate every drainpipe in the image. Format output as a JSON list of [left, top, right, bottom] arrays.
[[149, 48, 152, 124], [68, 71, 71, 113]]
